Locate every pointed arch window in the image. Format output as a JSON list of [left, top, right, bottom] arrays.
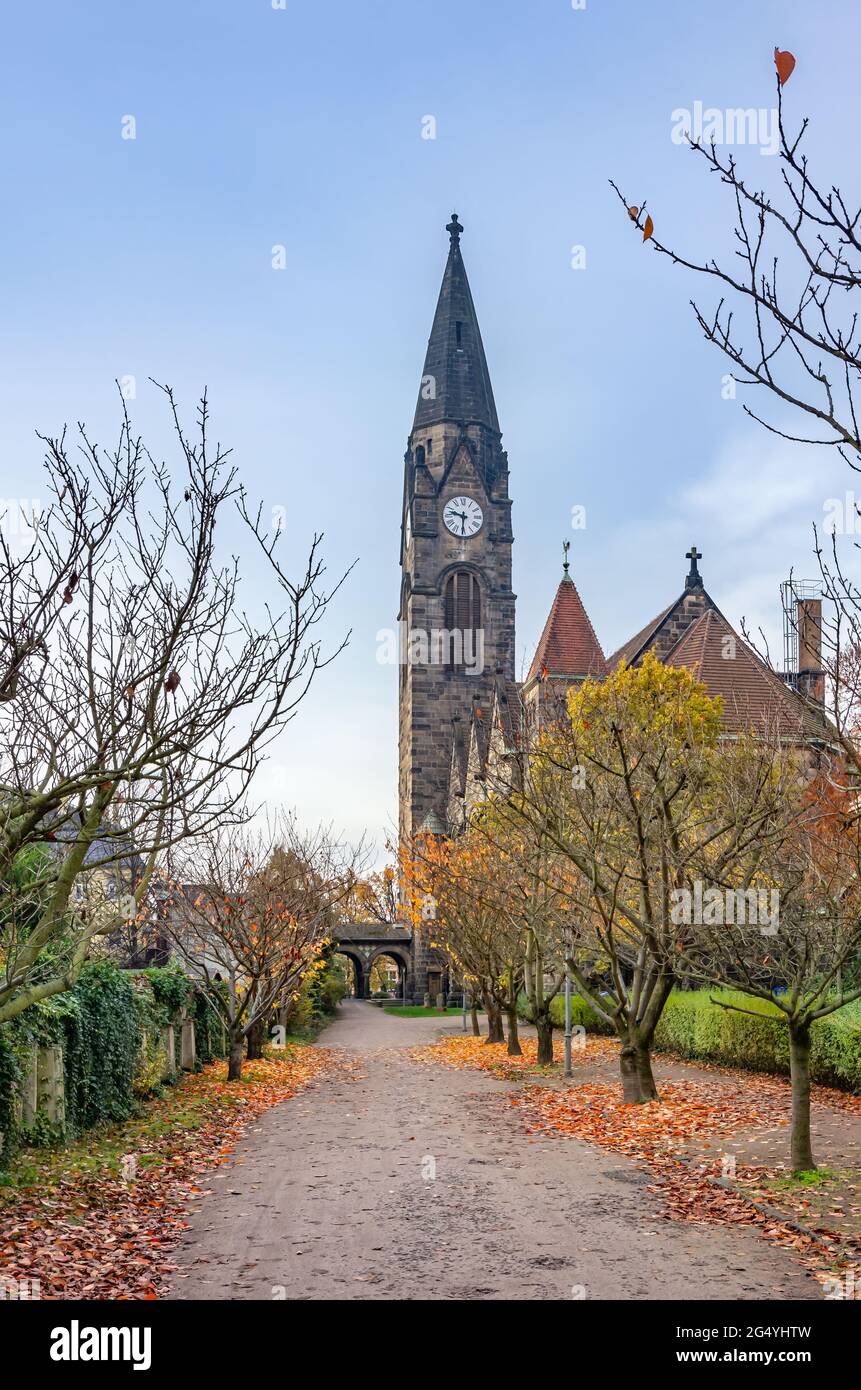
[[444, 571, 481, 670]]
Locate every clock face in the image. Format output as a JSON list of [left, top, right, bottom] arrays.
[[443, 495, 483, 538]]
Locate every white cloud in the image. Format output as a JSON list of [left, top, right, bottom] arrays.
[[599, 428, 853, 659]]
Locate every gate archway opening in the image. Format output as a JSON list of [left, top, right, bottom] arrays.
[[367, 949, 410, 1003], [334, 950, 365, 999]]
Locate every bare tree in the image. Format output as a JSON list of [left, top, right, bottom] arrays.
[[612, 62, 861, 464], [0, 385, 349, 1023], [166, 816, 360, 1080], [341, 861, 401, 926], [471, 801, 571, 1063], [610, 58, 861, 778]]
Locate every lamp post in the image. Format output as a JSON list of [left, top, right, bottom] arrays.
[[563, 926, 573, 1079], [462, 975, 468, 1031]]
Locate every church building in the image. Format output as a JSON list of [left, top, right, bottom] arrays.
[[397, 216, 833, 997]]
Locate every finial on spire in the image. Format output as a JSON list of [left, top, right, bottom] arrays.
[[446, 212, 463, 245], [562, 538, 571, 579], [685, 544, 703, 589]]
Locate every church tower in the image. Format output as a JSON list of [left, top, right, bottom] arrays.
[[398, 215, 515, 844]]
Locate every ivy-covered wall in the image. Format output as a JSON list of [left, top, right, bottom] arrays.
[[0, 960, 225, 1167]]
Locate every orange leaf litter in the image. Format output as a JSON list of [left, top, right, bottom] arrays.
[[0, 1048, 350, 1301], [412, 1035, 860, 1295]]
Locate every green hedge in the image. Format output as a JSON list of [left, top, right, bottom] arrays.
[[522, 989, 861, 1091], [654, 990, 861, 1092], [0, 960, 206, 1167]]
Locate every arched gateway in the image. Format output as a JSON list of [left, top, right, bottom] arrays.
[[332, 925, 454, 1004]]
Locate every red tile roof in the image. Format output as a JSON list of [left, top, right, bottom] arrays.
[[527, 576, 605, 684], [666, 609, 831, 739]]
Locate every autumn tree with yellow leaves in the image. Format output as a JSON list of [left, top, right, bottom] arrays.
[[500, 654, 795, 1103]]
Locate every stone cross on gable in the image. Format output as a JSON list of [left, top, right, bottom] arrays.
[[685, 545, 703, 588]]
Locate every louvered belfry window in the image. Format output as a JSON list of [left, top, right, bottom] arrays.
[[444, 571, 481, 669]]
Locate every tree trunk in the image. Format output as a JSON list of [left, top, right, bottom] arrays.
[[227, 1038, 244, 1082], [483, 994, 505, 1044], [470, 1003, 480, 1036], [506, 1006, 522, 1056], [246, 1018, 265, 1060], [619, 1035, 659, 1104], [535, 1017, 554, 1066], [788, 1019, 815, 1173]]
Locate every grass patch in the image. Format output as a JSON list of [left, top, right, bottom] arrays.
[[383, 1006, 464, 1017], [769, 1168, 837, 1190]]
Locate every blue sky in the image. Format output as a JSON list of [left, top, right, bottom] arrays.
[[2, 0, 859, 850]]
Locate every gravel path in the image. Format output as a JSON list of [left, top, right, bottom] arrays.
[[167, 1000, 818, 1301]]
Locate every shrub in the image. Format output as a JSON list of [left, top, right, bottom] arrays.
[[519, 992, 614, 1036], [284, 951, 346, 1035], [63, 962, 142, 1134], [653, 990, 861, 1090], [528, 987, 860, 1091], [142, 964, 192, 1020]]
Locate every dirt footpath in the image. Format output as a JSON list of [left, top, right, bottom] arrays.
[[167, 1000, 818, 1301]]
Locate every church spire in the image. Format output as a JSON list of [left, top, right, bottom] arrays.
[[413, 213, 500, 434], [527, 561, 605, 685]]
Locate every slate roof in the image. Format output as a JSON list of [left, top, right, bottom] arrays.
[[413, 214, 500, 433], [419, 809, 448, 836], [492, 675, 522, 749], [469, 698, 492, 767], [448, 723, 468, 797]]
